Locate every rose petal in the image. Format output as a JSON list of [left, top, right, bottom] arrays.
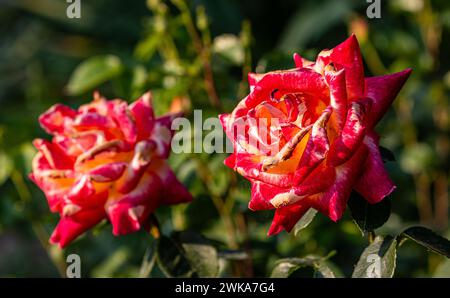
[[294, 107, 331, 184], [318, 34, 365, 99], [354, 132, 396, 204], [249, 181, 283, 211], [151, 114, 179, 159], [327, 98, 372, 166], [50, 207, 106, 248], [106, 173, 162, 235], [268, 203, 311, 236], [156, 164, 193, 205], [365, 68, 412, 128], [129, 92, 155, 141], [245, 69, 328, 109], [33, 139, 74, 170], [234, 153, 293, 188], [39, 104, 77, 134], [325, 67, 348, 130], [115, 140, 155, 194], [314, 144, 368, 221], [88, 162, 127, 182], [111, 101, 138, 144], [293, 53, 314, 69]]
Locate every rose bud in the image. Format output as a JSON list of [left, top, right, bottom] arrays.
[[30, 92, 192, 248], [220, 35, 411, 236]]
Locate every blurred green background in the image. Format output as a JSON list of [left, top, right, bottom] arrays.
[[0, 0, 449, 277]]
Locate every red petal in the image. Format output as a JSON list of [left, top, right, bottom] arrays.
[[355, 133, 396, 204], [39, 104, 77, 135], [315, 144, 368, 221], [245, 69, 328, 108], [223, 154, 236, 168], [151, 114, 179, 159], [54, 132, 101, 157], [294, 164, 336, 196], [365, 68, 412, 128], [30, 153, 72, 212], [157, 164, 193, 205], [73, 112, 112, 130], [268, 203, 311, 236], [293, 53, 303, 68], [249, 181, 282, 211], [115, 140, 154, 194], [294, 107, 331, 184], [111, 101, 138, 144], [248, 72, 264, 91], [325, 67, 348, 130], [89, 162, 127, 182], [318, 34, 365, 99], [66, 175, 108, 209], [129, 92, 155, 141], [50, 207, 106, 248], [327, 98, 372, 166], [33, 139, 74, 169], [234, 153, 293, 188], [106, 173, 162, 235], [293, 53, 314, 69]]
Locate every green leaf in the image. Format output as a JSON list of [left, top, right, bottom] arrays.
[[156, 235, 196, 278], [348, 191, 391, 234], [293, 208, 317, 236], [139, 241, 157, 278], [66, 55, 124, 95], [175, 231, 220, 277], [271, 256, 335, 278], [0, 151, 13, 186], [352, 236, 397, 278], [156, 232, 220, 278], [399, 226, 450, 258]]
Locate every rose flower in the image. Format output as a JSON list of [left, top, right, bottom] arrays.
[[220, 35, 411, 236], [30, 92, 192, 248]]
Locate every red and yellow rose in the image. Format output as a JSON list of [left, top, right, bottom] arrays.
[[30, 92, 192, 248], [220, 35, 411, 235]]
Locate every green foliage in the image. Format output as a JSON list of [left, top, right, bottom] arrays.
[[0, 151, 13, 186], [399, 226, 450, 258], [293, 209, 317, 237], [66, 55, 124, 96], [352, 236, 397, 278], [0, 0, 449, 278], [271, 255, 336, 278], [348, 192, 391, 234]]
